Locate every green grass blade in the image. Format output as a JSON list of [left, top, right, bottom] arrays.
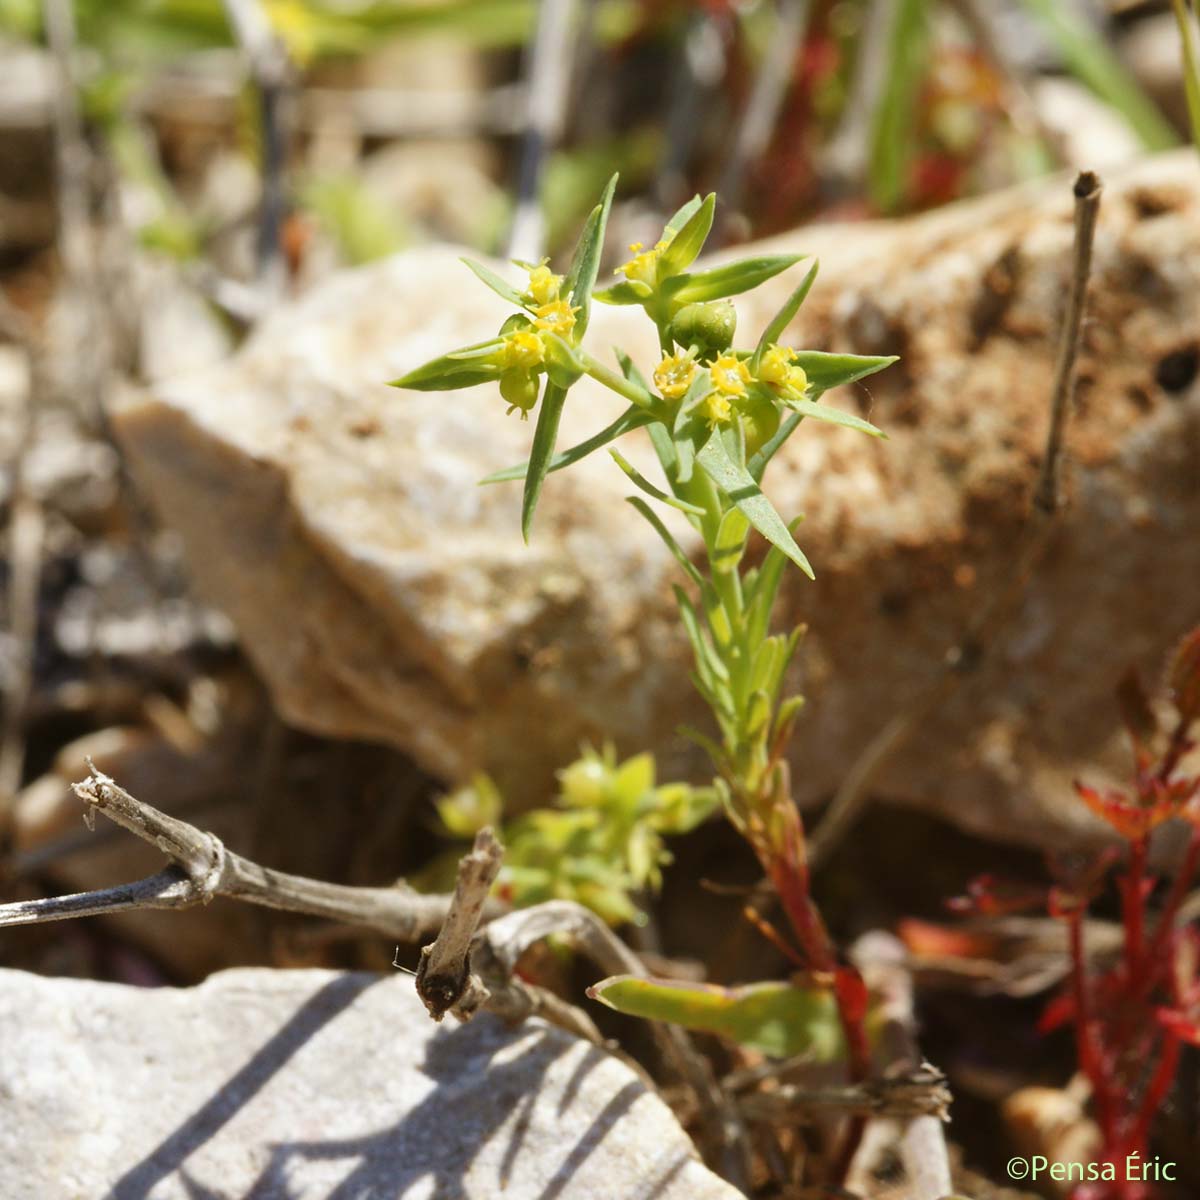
[[1017, 0, 1176, 150]]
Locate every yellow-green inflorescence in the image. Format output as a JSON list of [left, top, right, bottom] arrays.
[[491, 262, 580, 418], [652, 339, 810, 452]]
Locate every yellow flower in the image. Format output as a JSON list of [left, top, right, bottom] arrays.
[[757, 344, 796, 387], [702, 392, 732, 426], [615, 236, 673, 287], [653, 352, 697, 401], [525, 263, 563, 307], [533, 300, 578, 337], [710, 353, 750, 399], [784, 364, 809, 397], [501, 330, 544, 371], [757, 344, 809, 399]]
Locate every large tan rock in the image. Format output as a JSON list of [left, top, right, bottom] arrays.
[[113, 152, 1200, 848]]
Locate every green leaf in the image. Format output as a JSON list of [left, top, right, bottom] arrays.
[[390, 339, 505, 390], [787, 397, 885, 438], [747, 411, 802, 483], [481, 405, 654, 484], [1017, 0, 1176, 152], [1171, 0, 1200, 153], [627, 498, 704, 590], [462, 257, 531, 309], [752, 260, 819, 368], [436, 773, 503, 837], [711, 507, 751, 576], [657, 193, 716, 278], [593, 279, 654, 305], [792, 351, 897, 392], [521, 383, 568, 541], [666, 255, 803, 306], [675, 585, 730, 685], [664, 193, 705, 235], [745, 522, 801, 647], [611, 449, 705, 515], [697, 431, 814, 579], [565, 173, 618, 338], [588, 975, 848, 1061], [867, 0, 930, 212], [541, 332, 586, 389], [615, 347, 653, 392]]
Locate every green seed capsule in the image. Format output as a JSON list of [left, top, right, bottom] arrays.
[[499, 369, 540, 417], [668, 300, 737, 357]]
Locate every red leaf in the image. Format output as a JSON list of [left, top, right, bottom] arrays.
[[1039, 990, 1076, 1034], [1073, 782, 1176, 839]]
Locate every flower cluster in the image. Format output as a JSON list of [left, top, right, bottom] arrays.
[[650, 340, 811, 454], [486, 264, 582, 418]]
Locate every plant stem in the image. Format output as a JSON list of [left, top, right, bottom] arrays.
[[579, 350, 658, 410]]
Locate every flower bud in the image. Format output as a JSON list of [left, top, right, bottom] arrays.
[[668, 300, 737, 356]]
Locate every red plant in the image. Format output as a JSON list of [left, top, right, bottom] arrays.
[[1041, 628, 1200, 1199]]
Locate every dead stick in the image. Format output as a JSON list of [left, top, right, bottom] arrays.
[[0, 766, 473, 941], [415, 827, 504, 1021], [809, 171, 1103, 869]]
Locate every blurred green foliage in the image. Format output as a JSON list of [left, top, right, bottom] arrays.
[[428, 746, 718, 926]]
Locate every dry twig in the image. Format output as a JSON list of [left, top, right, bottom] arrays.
[[0, 765, 468, 940], [736, 1064, 952, 1123], [808, 171, 1103, 868], [415, 826, 504, 1021]]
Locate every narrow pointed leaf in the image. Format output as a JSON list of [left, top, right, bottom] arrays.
[[791, 351, 897, 391], [521, 383, 568, 541], [390, 338, 505, 391], [698, 431, 813, 578], [565, 173, 618, 337], [610, 450, 705, 515], [752, 260, 818, 368], [712, 508, 750, 575], [461, 257, 530, 309], [593, 279, 653, 305], [666, 254, 803, 306], [481, 405, 654, 484], [664, 193, 705, 235], [787, 397, 885, 438], [658, 193, 715, 278], [588, 975, 848, 1061], [627, 497, 703, 589]]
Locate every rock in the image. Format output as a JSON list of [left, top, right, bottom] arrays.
[[0, 966, 738, 1200], [112, 151, 1200, 849]]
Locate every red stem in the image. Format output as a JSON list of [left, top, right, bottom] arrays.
[[1144, 826, 1200, 978], [1129, 1032, 1182, 1155], [1069, 907, 1119, 1147], [1123, 836, 1148, 981]]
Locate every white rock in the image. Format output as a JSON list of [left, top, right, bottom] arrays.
[[0, 966, 740, 1200]]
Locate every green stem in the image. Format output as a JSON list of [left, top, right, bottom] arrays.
[[578, 350, 658, 411]]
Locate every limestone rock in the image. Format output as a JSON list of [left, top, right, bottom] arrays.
[[0, 966, 737, 1199], [113, 151, 1200, 848]]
